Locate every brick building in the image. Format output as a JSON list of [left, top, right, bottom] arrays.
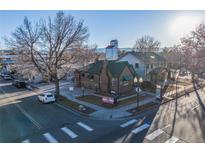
[[74, 60, 137, 95]]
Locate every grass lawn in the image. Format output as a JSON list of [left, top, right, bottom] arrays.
[[77, 94, 149, 109], [58, 95, 96, 114]]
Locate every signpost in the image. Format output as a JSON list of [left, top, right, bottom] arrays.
[[156, 85, 162, 100], [136, 87, 142, 107], [69, 86, 74, 92], [136, 87, 142, 93]]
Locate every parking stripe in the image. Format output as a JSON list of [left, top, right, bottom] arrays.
[[21, 139, 30, 143], [145, 129, 164, 141], [131, 123, 150, 134], [43, 133, 58, 143], [61, 127, 78, 138], [120, 119, 138, 128], [77, 122, 93, 132], [165, 136, 179, 143]]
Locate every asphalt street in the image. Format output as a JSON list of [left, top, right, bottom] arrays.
[[1, 78, 205, 143], [0, 78, 158, 143]]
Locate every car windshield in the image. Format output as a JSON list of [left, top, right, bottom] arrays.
[[47, 95, 53, 97]]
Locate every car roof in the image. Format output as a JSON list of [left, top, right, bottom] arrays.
[[43, 92, 53, 95]]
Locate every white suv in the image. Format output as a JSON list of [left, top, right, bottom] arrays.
[[3, 75, 12, 80], [38, 93, 55, 103]]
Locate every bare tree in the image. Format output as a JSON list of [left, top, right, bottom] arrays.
[[133, 35, 160, 52], [6, 11, 89, 98], [180, 23, 205, 76], [73, 43, 104, 67], [161, 45, 184, 69]]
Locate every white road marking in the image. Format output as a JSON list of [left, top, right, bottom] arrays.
[[77, 122, 93, 132], [61, 127, 78, 138], [165, 136, 179, 143], [21, 139, 30, 143], [145, 129, 164, 141], [120, 119, 138, 128], [131, 123, 150, 134], [43, 133, 58, 143], [15, 104, 43, 130]]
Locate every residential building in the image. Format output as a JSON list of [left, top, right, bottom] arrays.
[[117, 51, 168, 83], [0, 50, 15, 73], [74, 60, 136, 95]]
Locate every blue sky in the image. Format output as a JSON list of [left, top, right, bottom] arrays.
[[0, 10, 205, 48]]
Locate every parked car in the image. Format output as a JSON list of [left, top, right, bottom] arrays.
[[12, 80, 26, 88], [38, 93, 56, 104], [3, 75, 12, 80]]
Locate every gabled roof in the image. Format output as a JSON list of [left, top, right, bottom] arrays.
[[82, 60, 136, 78], [108, 61, 129, 78], [119, 51, 167, 63], [87, 60, 104, 74]]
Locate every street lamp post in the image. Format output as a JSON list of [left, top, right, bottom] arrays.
[[81, 87, 85, 96], [136, 77, 143, 108]]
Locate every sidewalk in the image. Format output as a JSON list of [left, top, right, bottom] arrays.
[[60, 87, 157, 119], [30, 81, 158, 119]]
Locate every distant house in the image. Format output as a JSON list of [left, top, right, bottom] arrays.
[[0, 50, 15, 73], [74, 60, 137, 95], [117, 51, 168, 83]]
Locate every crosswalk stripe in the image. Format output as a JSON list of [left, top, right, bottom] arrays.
[[61, 127, 78, 138], [77, 122, 93, 132], [165, 136, 179, 143], [21, 139, 30, 143], [43, 133, 58, 143], [120, 119, 138, 128], [131, 123, 150, 134], [145, 129, 164, 141]]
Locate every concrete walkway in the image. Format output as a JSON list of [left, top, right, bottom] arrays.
[[30, 81, 157, 119]]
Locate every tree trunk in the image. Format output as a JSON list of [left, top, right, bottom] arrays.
[[55, 79, 60, 99]]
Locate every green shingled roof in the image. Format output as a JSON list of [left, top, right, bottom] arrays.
[[87, 61, 103, 75], [107, 61, 129, 77], [85, 60, 137, 78]]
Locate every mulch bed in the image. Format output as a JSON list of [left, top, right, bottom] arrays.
[[58, 95, 96, 114], [77, 94, 148, 109]]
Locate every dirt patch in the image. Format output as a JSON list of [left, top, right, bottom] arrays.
[[58, 95, 96, 114]]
